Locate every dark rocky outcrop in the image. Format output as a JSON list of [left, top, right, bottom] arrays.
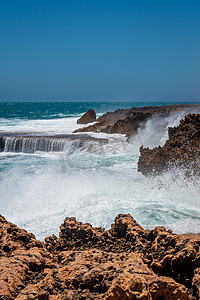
[[1, 213, 200, 299], [77, 109, 96, 124], [138, 113, 200, 176], [75, 104, 200, 137]]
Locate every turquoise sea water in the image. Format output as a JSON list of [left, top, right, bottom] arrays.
[[0, 101, 195, 119], [0, 101, 200, 240]]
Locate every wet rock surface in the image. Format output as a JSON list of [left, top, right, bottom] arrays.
[[138, 113, 200, 176], [1, 213, 200, 299], [75, 104, 200, 137]]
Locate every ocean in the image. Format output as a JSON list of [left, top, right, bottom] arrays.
[[1, 101, 200, 240]]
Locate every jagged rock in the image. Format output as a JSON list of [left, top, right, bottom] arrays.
[[1, 213, 200, 299], [47, 214, 200, 289], [192, 268, 200, 298], [105, 272, 189, 300], [77, 109, 96, 124], [0, 215, 53, 299], [144, 226, 200, 289], [46, 214, 147, 253], [138, 113, 200, 175], [110, 213, 145, 238]]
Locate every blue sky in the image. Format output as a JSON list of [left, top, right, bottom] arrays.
[[0, 0, 200, 102]]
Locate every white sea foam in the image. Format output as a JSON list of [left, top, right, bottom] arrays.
[[0, 117, 86, 134], [1, 153, 200, 240], [0, 113, 102, 135], [1, 110, 200, 240]]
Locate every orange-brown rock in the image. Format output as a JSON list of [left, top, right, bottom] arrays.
[[1, 213, 200, 299], [0, 215, 54, 299], [192, 268, 200, 299], [105, 272, 189, 300], [138, 113, 200, 175], [77, 109, 96, 124], [75, 104, 200, 137]]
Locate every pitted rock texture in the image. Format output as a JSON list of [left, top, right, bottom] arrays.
[[75, 104, 200, 137], [0, 215, 54, 299], [1, 213, 200, 299], [138, 113, 200, 176]]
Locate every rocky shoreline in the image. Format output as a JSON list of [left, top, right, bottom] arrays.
[[75, 104, 200, 177], [1, 214, 200, 299], [75, 104, 200, 137], [138, 113, 200, 176], [1, 104, 200, 299]]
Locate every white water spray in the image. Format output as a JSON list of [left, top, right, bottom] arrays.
[[1, 110, 200, 240], [128, 109, 200, 154]]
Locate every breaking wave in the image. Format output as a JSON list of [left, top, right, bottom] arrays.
[[0, 108, 200, 240]]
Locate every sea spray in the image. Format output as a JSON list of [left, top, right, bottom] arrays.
[[1, 104, 200, 240], [128, 108, 200, 154], [1, 150, 200, 240]]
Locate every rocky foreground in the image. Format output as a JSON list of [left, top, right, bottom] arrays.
[[75, 104, 200, 137], [1, 214, 200, 299], [138, 113, 200, 176]]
